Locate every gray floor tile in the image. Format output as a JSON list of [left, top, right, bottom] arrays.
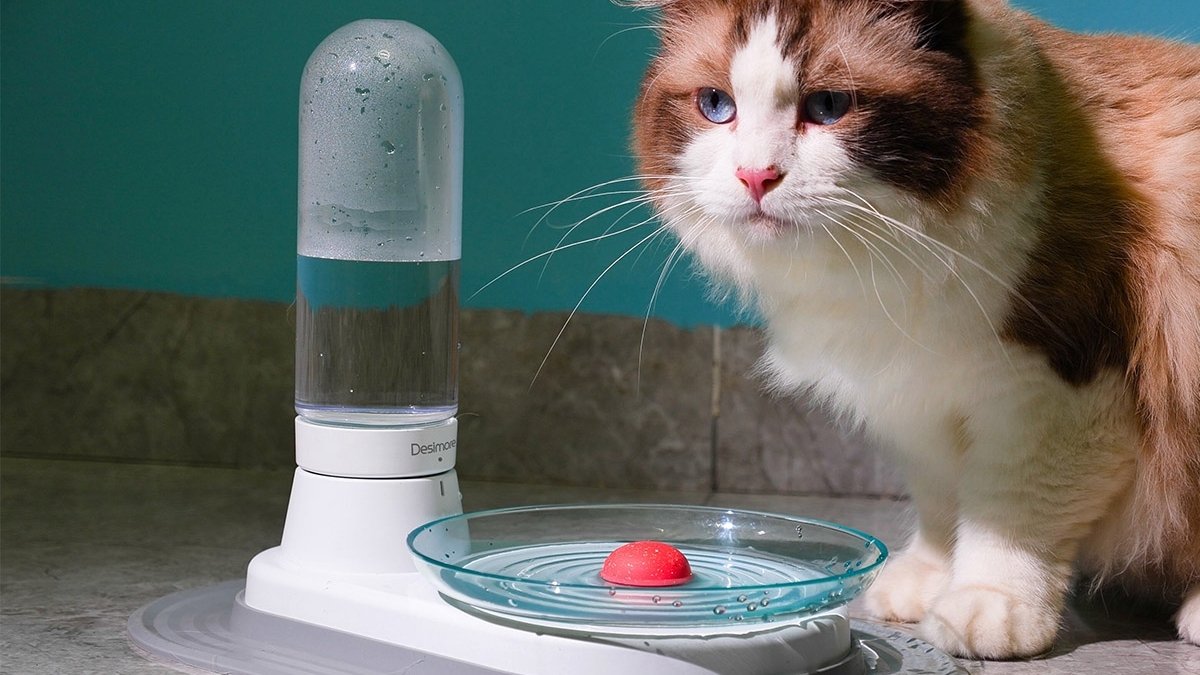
[[2, 458, 1194, 674]]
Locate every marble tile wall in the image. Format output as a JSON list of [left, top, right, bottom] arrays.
[[0, 288, 899, 496], [0, 289, 294, 467]]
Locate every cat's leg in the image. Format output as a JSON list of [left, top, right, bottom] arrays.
[[864, 529, 951, 623], [920, 518, 1071, 658], [1178, 586, 1200, 645], [863, 461, 956, 623], [918, 397, 1135, 659]]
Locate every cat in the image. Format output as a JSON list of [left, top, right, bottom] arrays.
[[621, 0, 1200, 659]]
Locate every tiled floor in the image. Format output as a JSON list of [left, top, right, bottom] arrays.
[[2, 458, 1195, 674]]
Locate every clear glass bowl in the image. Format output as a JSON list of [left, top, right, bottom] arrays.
[[407, 504, 887, 631]]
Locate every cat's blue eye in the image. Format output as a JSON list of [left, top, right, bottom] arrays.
[[696, 87, 736, 124], [804, 91, 852, 125]]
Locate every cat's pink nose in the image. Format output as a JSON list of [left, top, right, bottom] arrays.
[[735, 166, 783, 203]]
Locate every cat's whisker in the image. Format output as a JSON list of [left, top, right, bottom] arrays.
[[519, 177, 708, 219], [832, 192, 1000, 283], [824, 203, 926, 288], [833, 197, 958, 268], [519, 175, 701, 248], [533, 191, 656, 232], [468, 218, 655, 302], [815, 218, 868, 300], [811, 208, 935, 353], [839, 193, 1071, 350], [534, 189, 695, 280], [530, 190, 702, 391], [531, 223, 672, 388], [826, 194, 1016, 369], [596, 23, 661, 56], [518, 174, 700, 215], [638, 233, 691, 394], [812, 205, 914, 293], [859, 247, 931, 355], [539, 197, 657, 284], [624, 190, 706, 273]]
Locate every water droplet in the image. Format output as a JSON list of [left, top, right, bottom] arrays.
[[747, 603, 757, 611], [419, 252, 425, 257], [737, 595, 748, 603], [713, 606, 726, 615], [760, 598, 770, 607], [651, 596, 661, 604], [405, 236, 413, 241], [734, 615, 744, 622], [423, 73, 434, 81], [439, 103, 447, 111], [382, 140, 396, 154], [672, 600, 682, 608], [608, 588, 616, 597]]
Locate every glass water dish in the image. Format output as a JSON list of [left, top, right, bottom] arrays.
[[407, 504, 887, 634]]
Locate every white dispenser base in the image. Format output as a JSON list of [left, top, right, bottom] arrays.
[[239, 468, 859, 674], [246, 548, 860, 674], [129, 421, 963, 674]]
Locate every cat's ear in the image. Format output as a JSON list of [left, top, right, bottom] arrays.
[[877, 0, 972, 56]]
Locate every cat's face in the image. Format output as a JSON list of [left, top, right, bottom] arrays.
[[631, 0, 989, 285]]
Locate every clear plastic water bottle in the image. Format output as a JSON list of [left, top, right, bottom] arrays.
[[294, 20, 463, 429]]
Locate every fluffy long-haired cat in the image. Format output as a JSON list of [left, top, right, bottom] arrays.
[[622, 0, 1200, 659]]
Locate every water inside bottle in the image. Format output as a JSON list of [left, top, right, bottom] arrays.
[[295, 255, 459, 426]]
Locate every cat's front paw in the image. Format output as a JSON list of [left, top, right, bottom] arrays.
[[862, 551, 948, 623], [920, 585, 1059, 659], [1178, 587, 1200, 645]]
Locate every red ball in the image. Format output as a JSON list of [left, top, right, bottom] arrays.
[[600, 540, 693, 587]]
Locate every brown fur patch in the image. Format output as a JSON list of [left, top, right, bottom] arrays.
[[999, 17, 1200, 585]]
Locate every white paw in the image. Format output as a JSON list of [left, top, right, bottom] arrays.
[[1178, 587, 1200, 645], [920, 585, 1059, 659], [863, 550, 949, 623]]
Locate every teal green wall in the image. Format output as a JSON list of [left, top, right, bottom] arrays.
[[3, 1, 1196, 327]]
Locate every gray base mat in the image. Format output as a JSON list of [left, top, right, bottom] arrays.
[[127, 581, 964, 675]]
